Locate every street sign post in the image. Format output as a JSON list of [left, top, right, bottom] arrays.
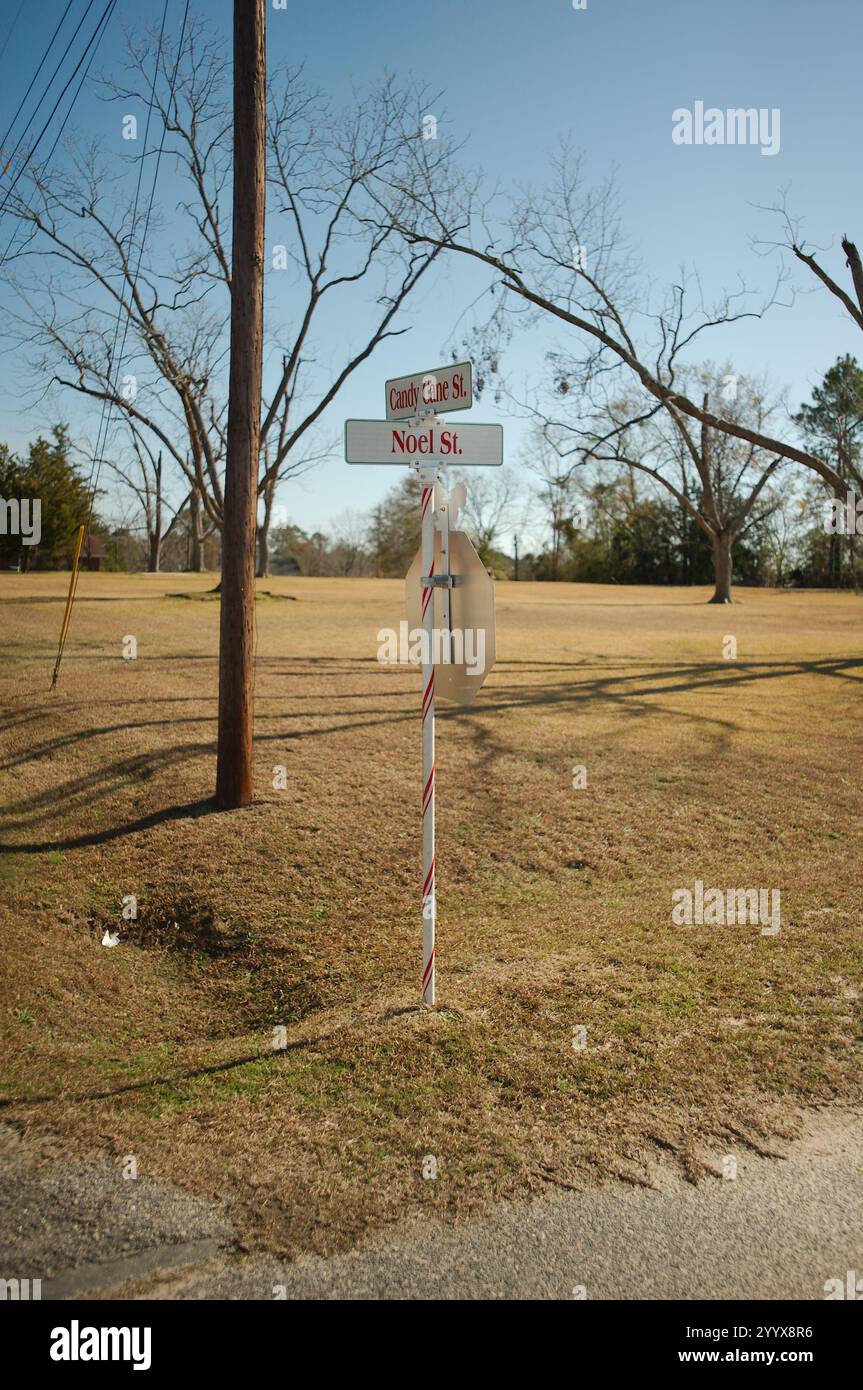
[[344, 365, 501, 1006], [419, 475, 437, 1004]]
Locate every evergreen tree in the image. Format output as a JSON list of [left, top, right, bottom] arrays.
[[0, 427, 94, 570], [794, 356, 863, 586]]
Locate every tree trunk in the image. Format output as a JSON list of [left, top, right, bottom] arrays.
[[680, 497, 692, 584], [829, 530, 841, 587], [216, 0, 266, 810], [256, 484, 273, 578], [256, 522, 269, 578], [189, 485, 204, 572], [149, 452, 162, 573], [709, 530, 733, 603]]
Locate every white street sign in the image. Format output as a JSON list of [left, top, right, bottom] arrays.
[[385, 361, 472, 420], [345, 418, 502, 467]]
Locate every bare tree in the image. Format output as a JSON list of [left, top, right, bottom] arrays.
[[256, 435, 333, 577], [385, 144, 862, 506], [329, 510, 371, 576], [451, 465, 517, 564], [759, 486, 806, 588], [101, 423, 191, 572], [516, 432, 588, 581], [755, 198, 863, 344], [4, 15, 453, 563], [536, 366, 784, 601]]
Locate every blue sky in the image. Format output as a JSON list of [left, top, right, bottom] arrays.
[[0, 0, 861, 541]]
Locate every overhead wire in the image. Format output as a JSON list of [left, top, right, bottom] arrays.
[[0, 0, 78, 176], [0, 0, 118, 268], [0, 0, 105, 211], [0, 1, 27, 66]]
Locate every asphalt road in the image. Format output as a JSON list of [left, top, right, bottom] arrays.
[[2, 1111, 861, 1300]]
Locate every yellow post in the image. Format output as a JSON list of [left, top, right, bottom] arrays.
[[51, 523, 86, 689]]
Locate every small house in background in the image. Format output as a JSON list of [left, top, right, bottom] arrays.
[[81, 533, 107, 571]]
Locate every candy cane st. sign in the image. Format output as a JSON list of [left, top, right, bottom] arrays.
[[385, 361, 472, 419]]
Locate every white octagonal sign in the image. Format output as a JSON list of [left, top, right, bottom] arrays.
[[405, 530, 496, 704]]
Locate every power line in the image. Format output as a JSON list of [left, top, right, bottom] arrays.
[[0, 0, 33, 68], [0, 0, 77, 172], [0, 0, 117, 268], [0, 0, 27, 64], [0, 0, 110, 218]]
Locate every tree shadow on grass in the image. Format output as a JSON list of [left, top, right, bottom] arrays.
[[0, 796, 218, 853], [1, 656, 860, 853]]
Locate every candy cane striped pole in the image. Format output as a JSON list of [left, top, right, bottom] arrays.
[[419, 469, 436, 1006]]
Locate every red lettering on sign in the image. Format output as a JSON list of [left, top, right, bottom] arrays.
[[391, 427, 440, 456], [422, 377, 449, 406]]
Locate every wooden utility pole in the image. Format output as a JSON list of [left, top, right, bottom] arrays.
[[216, 0, 266, 809]]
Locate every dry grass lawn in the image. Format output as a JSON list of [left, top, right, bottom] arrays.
[[1, 572, 861, 1256]]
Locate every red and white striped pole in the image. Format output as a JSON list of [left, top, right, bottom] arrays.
[[419, 467, 437, 1006]]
